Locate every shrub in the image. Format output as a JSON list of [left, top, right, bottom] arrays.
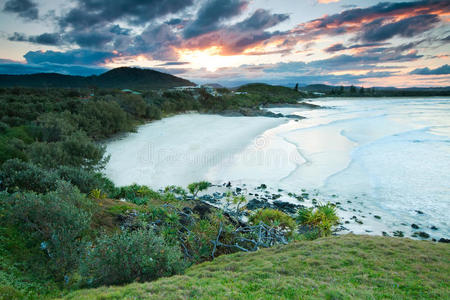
[[56, 165, 115, 194], [297, 203, 339, 237], [116, 184, 161, 204], [0, 285, 23, 300], [80, 229, 185, 287], [89, 189, 107, 201], [0, 159, 59, 193], [249, 209, 296, 237], [3, 182, 93, 280]]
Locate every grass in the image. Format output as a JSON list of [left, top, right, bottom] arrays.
[[63, 235, 449, 299]]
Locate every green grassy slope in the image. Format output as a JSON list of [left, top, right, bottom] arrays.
[[64, 235, 449, 300]]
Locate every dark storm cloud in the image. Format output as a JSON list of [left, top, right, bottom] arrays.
[[234, 9, 289, 31], [109, 25, 132, 36], [133, 23, 182, 60], [8, 32, 63, 46], [411, 64, 450, 75], [360, 14, 441, 42], [183, 0, 249, 38], [0, 61, 107, 76], [325, 42, 391, 53], [3, 0, 38, 20], [60, 0, 195, 29], [24, 49, 117, 66]]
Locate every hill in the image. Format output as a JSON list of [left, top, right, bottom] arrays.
[[238, 83, 302, 97], [64, 235, 449, 299], [0, 67, 195, 89]]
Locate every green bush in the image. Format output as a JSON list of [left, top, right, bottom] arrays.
[[249, 209, 296, 237], [116, 184, 161, 204], [56, 165, 115, 194], [0, 159, 59, 193], [297, 203, 339, 237], [80, 229, 186, 287], [3, 182, 93, 280], [0, 285, 23, 300]]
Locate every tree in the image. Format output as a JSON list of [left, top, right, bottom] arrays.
[[350, 85, 357, 93], [359, 87, 365, 95], [294, 83, 299, 91], [187, 181, 211, 199]]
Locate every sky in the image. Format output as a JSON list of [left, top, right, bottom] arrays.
[[0, 0, 449, 87]]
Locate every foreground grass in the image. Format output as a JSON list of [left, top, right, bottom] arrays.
[[64, 235, 449, 299]]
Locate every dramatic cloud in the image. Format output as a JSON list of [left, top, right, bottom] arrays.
[[183, 0, 249, 38], [60, 0, 195, 29], [3, 0, 38, 20], [0, 60, 107, 76], [411, 64, 450, 75], [24, 49, 118, 66], [292, 0, 450, 43], [360, 14, 441, 42], [8, 32, 62, 45], [182, 8, 289, 55]]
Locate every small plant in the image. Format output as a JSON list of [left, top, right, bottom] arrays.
[[187, 181, 211, 199], [224, 193, 247, 217], [249, 209, 296, 237], [297, 203, 339, 237], [88, 189, 107, 200]]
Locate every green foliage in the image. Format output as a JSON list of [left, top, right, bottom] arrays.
[[89, 189, 107, 201], [65, 235, 450, 300], [297, 203, 339, 237], [80, 229, 186, 287], [56, 165, 115, 194], [249, 209, 296, 237], [2, 182, 93, 280], [187, 181, 211, 199], [0, 285, 23, 300], [28, 131, 109, 170], [0, 159, 59, 193], [116, 184, 162, 205]]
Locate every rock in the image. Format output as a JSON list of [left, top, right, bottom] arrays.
[[272, 200, 302, 214], [411, 224, 420, 229], [236, 187, 242, 193], [438, 238, 450, 243], [393, 231, 404, 237], [278, 189, 284, 192], [412, 231, 430, 239], [374, 215, 381, 219], [226, 181, 232, 188], [345, 221, 350, 224], [258, 184, 267, 189], [246, 199, 270, 211], [382, 231, 389, 237], [193, 202, 212, 219], [415, 210, 424, 214], [430, 225, 438, 230], [272, 194, 281, 200]]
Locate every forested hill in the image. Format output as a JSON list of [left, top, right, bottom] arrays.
[[0, 67, 196, 89]]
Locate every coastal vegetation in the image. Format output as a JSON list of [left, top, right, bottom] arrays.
[[64, 235, 449, 300], [0, 85, 448, 299]]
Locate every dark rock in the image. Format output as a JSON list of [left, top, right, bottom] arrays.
[[193, 202, 212, 219], [393, 231, 404, 237], [382, 231, 389, 237], [272, 194, 281, 200], [236, 187, 242, 193], [411, 224, 420, 229], [278, 189, 284, 192], [258, 184, 267, 189], [438, 238, 450, 243], [430, 225, 438, 230], [374, 215, 381, 219], [226, 181, 232, 188], [412, 231, 430, 239], [246, 199, 270, 211], [272, 200, 302, 214], [415, 210, 424, 214]]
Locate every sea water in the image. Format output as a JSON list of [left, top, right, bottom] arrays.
[[105, 97, 450, 239]]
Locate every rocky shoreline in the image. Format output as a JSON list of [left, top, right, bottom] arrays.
[[173, 181, 449, 244]]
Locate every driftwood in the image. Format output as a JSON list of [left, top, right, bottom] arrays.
[[160, 203, 289, 260]]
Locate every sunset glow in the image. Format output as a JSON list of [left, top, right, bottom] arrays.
[[0, 0, 448, 87]]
